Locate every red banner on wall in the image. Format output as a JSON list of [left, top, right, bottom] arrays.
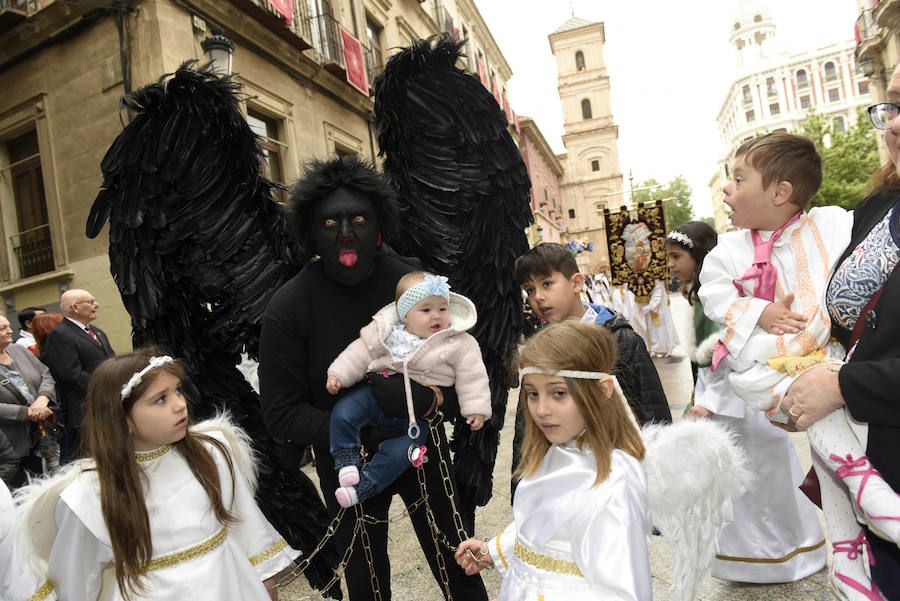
[[477, 57, 487, 86], [492, 77, 500, 105], [340, 26, 369, 96], [514, 112, 520, 133], [270, 0, 293, 25]]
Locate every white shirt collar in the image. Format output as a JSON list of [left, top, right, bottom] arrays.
[[65, 315, 91, 331], [580, 305, 598, 324], [15, 331, 35, 344]]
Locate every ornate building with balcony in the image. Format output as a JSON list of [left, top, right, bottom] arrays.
[[709, 0, 871, 232], [549, 16, 623, 274], [0, 0, 516, 348], [855, 0, 900, 163]]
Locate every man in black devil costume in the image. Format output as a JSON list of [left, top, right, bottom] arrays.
[[259, 155, 488, 601], [88, 32, 530, 600]]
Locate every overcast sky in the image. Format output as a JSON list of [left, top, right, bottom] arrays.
[[476, 0, 860, 218]]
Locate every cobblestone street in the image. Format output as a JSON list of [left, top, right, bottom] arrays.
[[280, 294, 835, 600]]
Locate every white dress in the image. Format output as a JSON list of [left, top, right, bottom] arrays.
[[694, 367, 826, 582], [16, 422, 298, 601], [640, 281, 678, 356], [488, 443, 652, 601]]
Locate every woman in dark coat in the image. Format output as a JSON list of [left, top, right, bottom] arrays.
[[783, 62, 900, 598]]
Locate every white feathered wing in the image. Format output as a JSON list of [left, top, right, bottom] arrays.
[[642, 419, 753, 601]]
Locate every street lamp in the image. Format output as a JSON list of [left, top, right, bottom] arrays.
[[858, 56, 875, 78], [201, 30, 235, 75]]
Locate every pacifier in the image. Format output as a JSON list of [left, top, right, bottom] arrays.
[[408, 444, 428, 468]]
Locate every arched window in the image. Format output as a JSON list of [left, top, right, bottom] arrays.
[[824, 61, 837, 81], [581, 98, 592, 120], [575, 50, 585, 71], [796, 69, 808, 88]]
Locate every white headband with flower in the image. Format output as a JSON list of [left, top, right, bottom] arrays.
[[666, 230, 694, 249], [121, 355, 175, 401]]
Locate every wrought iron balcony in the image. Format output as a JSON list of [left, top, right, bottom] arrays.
[[0, 0, 38, 32], [11, 223, 54, 279], [226, 0, 312, 50], [856, 8, 878, 42], [434, 5, 453, 35], [362, 43, 383, 91], [309, 12, 344, 73]]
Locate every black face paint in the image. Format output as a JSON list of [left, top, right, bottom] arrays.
[[312, 187, 380, 286]]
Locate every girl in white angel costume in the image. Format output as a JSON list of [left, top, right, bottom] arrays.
[[456, 321, 751, 601], [10, 349, 298, 601]]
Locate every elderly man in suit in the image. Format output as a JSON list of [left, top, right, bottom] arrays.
[[42, 289, 115, 463]]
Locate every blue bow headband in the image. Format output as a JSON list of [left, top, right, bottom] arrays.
[[397, 275, 451, 320]]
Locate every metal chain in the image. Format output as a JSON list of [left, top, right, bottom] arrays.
[[427, 411, 470, 544], [358, 504, 384, 601], [273, 407, 471, 601], [275, 507, 358, 594]]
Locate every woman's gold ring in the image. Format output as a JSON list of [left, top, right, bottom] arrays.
[[788, 407, 800, 420]]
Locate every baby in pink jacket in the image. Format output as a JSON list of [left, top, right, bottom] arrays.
[[326, 271, 491, 507]]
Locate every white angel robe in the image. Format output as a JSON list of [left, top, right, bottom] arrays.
[[17, 422, 298, 601], [694, 367, 826, 582], [488, 443, 652, 601], [698, 206, 853, 417], [613, 285, 649, 348], [640, 280, 679, 356], [592, 274, 613, 308]]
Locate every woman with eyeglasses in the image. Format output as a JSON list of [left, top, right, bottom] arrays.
[[778, 62, 900, 599]]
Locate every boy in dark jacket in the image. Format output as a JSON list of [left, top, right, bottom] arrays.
[[514, 243, 672, 425], [510, 243, 672, 497]]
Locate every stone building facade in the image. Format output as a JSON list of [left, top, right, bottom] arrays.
[[549, 16, 623, 274], [0, 0, 515, 350], [855, 0, 900, 163], [710, 0, 872, 231]]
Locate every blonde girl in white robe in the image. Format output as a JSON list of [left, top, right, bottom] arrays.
[[12, 350, 298, 601], [456, 321, 652, 600]]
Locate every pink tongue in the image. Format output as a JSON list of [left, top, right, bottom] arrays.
[[339, 250, 358, 267]]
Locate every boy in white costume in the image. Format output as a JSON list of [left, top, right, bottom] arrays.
[[667, 222, 826, 584], [700, 133, 899, 600]]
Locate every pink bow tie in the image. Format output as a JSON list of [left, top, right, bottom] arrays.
[[712, 213, 801, 371], [731, 213, 801, 302]]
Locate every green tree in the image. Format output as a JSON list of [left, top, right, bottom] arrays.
[[801, 108, 880, 209], [631, 175, 694, 232]]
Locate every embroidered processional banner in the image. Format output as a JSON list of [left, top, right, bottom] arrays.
[[603, 200, 669, 300]]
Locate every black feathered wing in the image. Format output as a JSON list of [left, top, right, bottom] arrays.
[[87, 63, 339, 594], [373, 36, 533, 517]]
